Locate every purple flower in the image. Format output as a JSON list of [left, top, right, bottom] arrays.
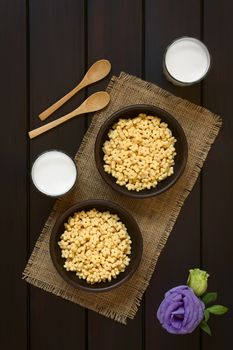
[[157, 285, 205, 334]]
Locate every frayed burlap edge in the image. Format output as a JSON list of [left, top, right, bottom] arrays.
[[23, 73, 222, 324]]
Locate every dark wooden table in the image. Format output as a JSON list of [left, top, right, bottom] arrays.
[[2, 1, 233, 349]]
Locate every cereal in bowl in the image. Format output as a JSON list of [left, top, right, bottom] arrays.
[[102, 113, 177, 191], [58, 209, 132, 284]]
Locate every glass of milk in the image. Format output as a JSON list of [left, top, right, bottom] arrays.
[[31, 150, 77, 197], [163, 37, 211, 86]]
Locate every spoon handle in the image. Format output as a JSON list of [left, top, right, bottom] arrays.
[[29, 108, 83, 139], [38, 80, 86, 121], [28, 91, 109, 139]]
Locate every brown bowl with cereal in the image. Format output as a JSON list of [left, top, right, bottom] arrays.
[[50, 199, 143, 292], [95, 105, 188, 198]]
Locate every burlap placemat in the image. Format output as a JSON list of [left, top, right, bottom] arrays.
[[23, 73, 222, 324]]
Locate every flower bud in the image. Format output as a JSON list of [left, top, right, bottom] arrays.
[[187, 268, 209, 296]]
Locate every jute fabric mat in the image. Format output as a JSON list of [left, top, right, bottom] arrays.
[[23, 73, 222, 324]]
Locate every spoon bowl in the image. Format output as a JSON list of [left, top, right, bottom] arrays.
[[81, 91, 110, 113], [85, 59, 111, 83]]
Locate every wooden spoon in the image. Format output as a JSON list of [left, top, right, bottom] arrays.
[[39, 59, 111, 121], [29, 91, 110, 139]]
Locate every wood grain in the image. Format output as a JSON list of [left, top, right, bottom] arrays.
[[3, 1, 233, 349], [87, 1, 143, 349], [145, 1, 201, 348], [29, 1, 86, 349], [202, 1, 233, 348], [0, 1, 28, 349]]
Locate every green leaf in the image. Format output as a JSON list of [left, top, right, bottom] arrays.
[[200, 321, 212, 336], [202, 292, 218, 305], [204, 309, 210, 322], [207, 305, 229, 315]]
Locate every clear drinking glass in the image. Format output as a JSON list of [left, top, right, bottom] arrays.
[[163, 36, 211, 86]]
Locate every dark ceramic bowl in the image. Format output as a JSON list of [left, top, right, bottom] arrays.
[[95, 104, 188, 198], [50, 199, 143, 292]]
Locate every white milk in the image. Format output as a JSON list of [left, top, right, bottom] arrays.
[[31, 150, 77, 196], [164, 37, 210, 85]]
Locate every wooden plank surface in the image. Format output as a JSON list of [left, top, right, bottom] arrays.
[[0, 1, 28, 349], [29, 1, 86, 349], [202, 1, 233, 348], [144, 1, 202, 349], [87, 1, 143, 349], [2, 1, 233, 349]]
